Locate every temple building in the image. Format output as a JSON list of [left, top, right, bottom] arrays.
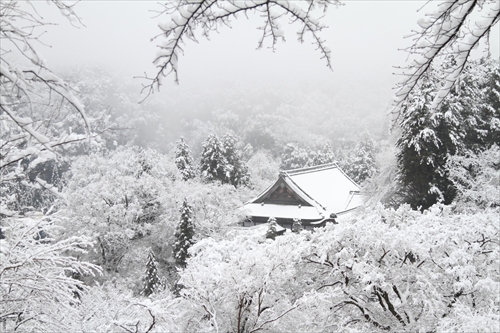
[[242, 163, 362, 230]]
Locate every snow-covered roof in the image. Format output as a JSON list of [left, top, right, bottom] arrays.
[[244, 163, 362, 221]]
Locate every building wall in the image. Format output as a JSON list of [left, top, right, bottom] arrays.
[[244, 216, 325, 229]]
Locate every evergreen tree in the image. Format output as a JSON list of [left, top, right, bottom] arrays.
[[175, 137, 196, 181], [282, 142, 338, 170], [309, 142, 336, 166], [265, 217, 278, 240], [343, 132, 378, 185], [141, 250, 161, 297], [472, 58, 500, 150], [280, 143, 311, 170], [222, 134, 250, 187], [292, 218, 303, 233], [439, 57, 490, 154], [173, 199, 195, 268], [396, 57, 499, 210], [200, 134, 231, 183], [396, 72, 454, 210]]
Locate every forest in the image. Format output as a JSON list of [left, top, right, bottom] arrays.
[[1, 0, 499, 332]]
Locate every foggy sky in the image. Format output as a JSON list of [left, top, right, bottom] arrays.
[[34, 1, 500, 116]]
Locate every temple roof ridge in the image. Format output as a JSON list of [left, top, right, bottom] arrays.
[[282, 162, 339, 176]]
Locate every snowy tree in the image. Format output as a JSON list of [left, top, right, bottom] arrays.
[[171, 178, 251, 239], [308, 142, 337, 166], [466, 57, 500, 150], [296, 204, 500, 332], [222, 134, 250, 187], [362, 141, 404, 208], [280, 143, 311, 170], [246, 150, 281, 190], [178, 231, 301, 333], [393, 0, 500, 114], [243, 114, 279, 152], [141, 250, 161, 297], [396, 71, 456, 210], [440, 57, 499, 153], [342, 132, 378, 185], [64, 147, 173, 271], [396, 57, 499, 210], [173, 199, 195, 268], [199, 134, 231, 183], [96, 232, 129, 273], [281, 142, 339, 170], [59, 284, 181, 332], [447, 145, 500, 211], [266, 217, 278, 240], [175, 137, 196, 181], [0, 214, 100, 331], [0, 158, 69, 217], [170, 203, 500, 332], [0, 1, 102, 216]]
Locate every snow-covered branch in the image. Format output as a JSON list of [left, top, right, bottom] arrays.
[[0, 215, 101, 331], [0, 1, 108, 217], [143, 0, 499, 123], [0, 1, 93, 169], [142, 0, 337, 97], [393, 0, 500, 118]]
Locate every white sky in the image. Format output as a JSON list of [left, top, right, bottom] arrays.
[[33, 1, 500, 117]]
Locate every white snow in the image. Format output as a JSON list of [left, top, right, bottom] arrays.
[[245, 163, 363, 220]]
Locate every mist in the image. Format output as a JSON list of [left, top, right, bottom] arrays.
[[23, 0, 500, 149]]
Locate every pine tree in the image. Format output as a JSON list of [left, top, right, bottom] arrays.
[[175, 137, 196, 181], [265, 217, 278, 240], [141, 250, 161, 297], [222, 134, 250, 187], [173, 199, 195, 268], [200, 134, 231, 183]]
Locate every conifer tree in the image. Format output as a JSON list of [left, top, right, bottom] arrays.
[[439, 57, 491, 154], [141, 250, 161, 297], [222, 134, 250, 187], [309, 142, 336, 166], [282, 142, 338, 170], [396, 57, 499, 210], [469, 58, 500, 150], [396, 72, 454, 210], [175, 137, 196, 181], [265, 217, 278, 240], [199, 134, 231, 183], [280, 143, 311, 170], [173, 199, 195, 268]]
